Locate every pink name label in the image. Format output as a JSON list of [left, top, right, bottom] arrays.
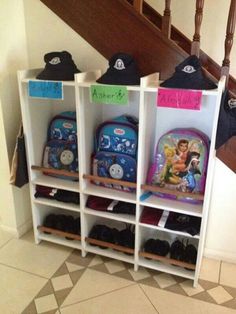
[[157, 88, 202, 110]]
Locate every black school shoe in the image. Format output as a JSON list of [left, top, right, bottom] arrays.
[[117, 226, 135, 255], [170, 240, 185, 261], [152, 239, 170, 256], [43, 214, 57, 234], [183, 244, 197, 270], [88, 225, 118, 249]]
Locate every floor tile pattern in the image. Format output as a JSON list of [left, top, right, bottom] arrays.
[[22, 250, 236, 314]]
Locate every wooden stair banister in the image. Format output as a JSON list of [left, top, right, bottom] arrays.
[[191, 0, 204, 57], [162, 0, 171, 38], [221, 0, 236, 87], [133, 0, 143, 13]]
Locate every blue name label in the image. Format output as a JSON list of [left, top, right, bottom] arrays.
[[28, 81, 63, 99]]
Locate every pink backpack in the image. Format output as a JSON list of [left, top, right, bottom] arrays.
[[147, 128, 210, 203]]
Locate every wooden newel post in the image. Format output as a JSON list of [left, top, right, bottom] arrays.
[[221, 0, 236, 86], [162, 0, 171, 38], [191, 0, 204, 57], [133, 0, 143, 14]]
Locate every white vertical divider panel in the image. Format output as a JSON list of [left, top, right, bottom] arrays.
[[135, 73, 160, 271], [18, 69, 43, 243], [75, 71, 102, 257], [193, 76, 226, 287]]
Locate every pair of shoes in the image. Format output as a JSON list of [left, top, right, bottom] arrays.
[[144, 238, 170, 257], [43, 214, 81, 240], [170, 240, 197, 270], [88, 224, 135, 253]]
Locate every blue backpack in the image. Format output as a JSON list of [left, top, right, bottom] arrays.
[[92, 115, 138, 191], [43, 111, 78, 179]]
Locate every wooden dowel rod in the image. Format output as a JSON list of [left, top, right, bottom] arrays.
[[191, 0, 204, 57], [162, 0, 171, 38], [139, 251, 196, 270], [85, 237, 135, 254], [141, 184, 204, 201], [133, 0, 143, 13], [32, 165, 79, 178], [38, 226, 81, 240], [83, 174, 137, 188]]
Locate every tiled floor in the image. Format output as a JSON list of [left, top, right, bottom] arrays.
[[1, 229, 236, 313]]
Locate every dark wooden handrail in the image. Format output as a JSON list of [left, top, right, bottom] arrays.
[[221, 0, 236, 87], [191, 0, 204, 57], [162, 0, 171, 38]]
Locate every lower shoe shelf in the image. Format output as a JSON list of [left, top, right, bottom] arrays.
[[139, 251, 196, 270]]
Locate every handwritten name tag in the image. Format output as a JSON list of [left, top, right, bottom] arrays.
[[28, 81, 63, 99], [157, 88, 202, 110], [90, 85, 128, 105]]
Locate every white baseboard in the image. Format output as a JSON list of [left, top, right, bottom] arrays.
[[0, 219, 32, 238], [204, 248, 236, 264]]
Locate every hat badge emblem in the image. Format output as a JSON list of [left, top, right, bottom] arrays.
[[49, 57, 61, 65], [228, 98, 236, 109], [182, 65, 196, 73], [114, 59, 126, 70]]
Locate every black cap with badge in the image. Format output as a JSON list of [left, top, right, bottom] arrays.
[[160, 55, 217, 90], [96, 52, 141, 86], [36, 51, 80, 81]]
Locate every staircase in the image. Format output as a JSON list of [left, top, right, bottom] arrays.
[[40, 0, 236, 172]]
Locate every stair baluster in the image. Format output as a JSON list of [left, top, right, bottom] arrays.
[[221, 0, 236, 87], [191, 0, 204, 57], [162, 0, 171, 38], [133, 0, 143, 13]]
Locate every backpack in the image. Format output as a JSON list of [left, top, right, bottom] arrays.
[[147, 128, 210, 203], [42, 111, 78, 179], [92, 115, 138, 191]]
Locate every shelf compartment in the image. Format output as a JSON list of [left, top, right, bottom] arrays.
[[141, 184, 204, 202], [139, 222, 200, 239], [38, 225, 81, 241], [83, 183, 136, 203], [85, 237, 134, 255], [32, 165, 79, 180], [32, 174, 80, 192], [84, 208, 135, 224], [139, 251, 195, 270], [34, 198, 80, 212], [138, 256, 195, 280], [140, 194, 202, 217]]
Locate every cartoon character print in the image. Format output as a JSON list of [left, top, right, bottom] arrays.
[[159, 139, 202, 193]]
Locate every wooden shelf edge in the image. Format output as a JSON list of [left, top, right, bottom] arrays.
[[141, 184, 204, 201], [85, 237, 134, 254], [83, 174, 137, 188], [139, 251, 196, 270], [38, 226, 81, 241], [32, 165, 79, 179]]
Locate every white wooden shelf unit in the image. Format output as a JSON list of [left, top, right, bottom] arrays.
[[18, 68, 225, 287]]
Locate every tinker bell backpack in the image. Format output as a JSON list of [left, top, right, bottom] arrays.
[[92, 115, 138, 192], [147, 128, 210, 203], [42, 111, 78, 179]]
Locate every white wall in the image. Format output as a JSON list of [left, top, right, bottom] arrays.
[[0, 0, 31, 236]]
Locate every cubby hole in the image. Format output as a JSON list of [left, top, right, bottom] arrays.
[[138, 226, 199, 272], [78, 85, 140, 200], [36, 204, 81, 242], [84, 194, 136, 224], [25, 84, 78, 182], [138, 89, 218, 211], [84, 214, 136, 264]]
